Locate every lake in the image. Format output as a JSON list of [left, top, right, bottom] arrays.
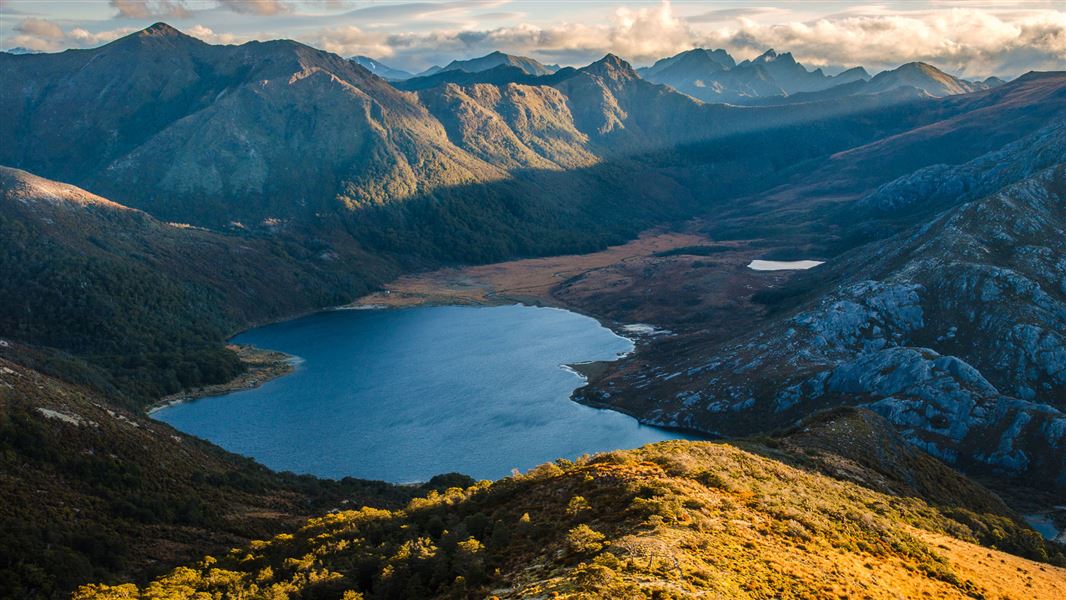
[[154, 304, 689, 482], [747, 259, 825, 271]]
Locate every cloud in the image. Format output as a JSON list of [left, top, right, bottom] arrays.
[[686, 7, 785, 24], [311, 25, 396, 59], [14, 18, 65, 41], [185, 24, 249, 45], [216, 0, 293, 16], [9, 18, 134, 52], [109, 0, 189, 19], [109, 0, 306, 18], [338, 1, 1064, 78], [308, 0, 694, 68], [68, 27, 139, 46], [339, 1, 507, 21], [700, 8, 1066, 76], [13, 1, 1063, 78]]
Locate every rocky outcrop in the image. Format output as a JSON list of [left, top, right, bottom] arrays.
[[585, 165, 1066, 488], [839, 120, 1066, 227]]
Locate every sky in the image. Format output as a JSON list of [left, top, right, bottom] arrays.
[[1, 1, 1064, 78]]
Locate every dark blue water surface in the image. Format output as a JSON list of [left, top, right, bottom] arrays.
[[154, 304, 688, 482]]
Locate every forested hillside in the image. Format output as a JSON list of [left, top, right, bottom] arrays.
[[0, 167, 386, 404], [0, 358, 471, 595]]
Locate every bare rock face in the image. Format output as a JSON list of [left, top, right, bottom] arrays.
[[587, 164, 1066, 488], [848, 121, 1066, 220]]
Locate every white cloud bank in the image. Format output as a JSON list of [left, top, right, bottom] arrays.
[[11, 18, 135, 51], [304, 1, 1065, 77], [109, 0, 189, 19], [712, 8, 1066, 77], [8, 1, 1065, 77]]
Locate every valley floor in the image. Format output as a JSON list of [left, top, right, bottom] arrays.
[[349, 226, 797, 337], [351, 230, 722, 312]]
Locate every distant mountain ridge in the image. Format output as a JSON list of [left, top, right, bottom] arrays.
[[866, 61, 995, 95], [639, 47, 869, 103], [393, 64, 578, 92], [639, 47, 1002, 105], [739, 49, 869, 93], [350, 55, 413, 80], [641, 48, 737, 77], [419, 50, 559, 77], [1, 46, 41, 55]]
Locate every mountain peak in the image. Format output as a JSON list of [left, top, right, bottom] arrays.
[[840, 65, 871, 78], [883, 62, 956, 83], [865, 60, 985, 96], [434, 50, 555, 76], [350, 55, 413, 80], [141, 22, 183, 37], [587, 53, 635, 73], [3, 46, 42, 55], [674, 49, 731, 70], [109, 22, 201, 49], [753, 49, 798, 66], [639, 48, 737, 80], [898, 61, 939, 72]]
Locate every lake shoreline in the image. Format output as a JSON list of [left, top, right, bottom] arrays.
[[145, 298, 638, 421], [147, 344, 299, 415], [158, 230, 691, 420], [152, 304, 688, 482]]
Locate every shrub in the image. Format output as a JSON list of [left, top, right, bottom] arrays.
[[565, 525, 606, 556]]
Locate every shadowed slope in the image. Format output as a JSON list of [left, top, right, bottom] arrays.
[[0, 358, 464, 596], [0, 166, 385, 403]]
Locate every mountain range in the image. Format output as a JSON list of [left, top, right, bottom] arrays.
[[638, 48, 870, 104], [354, 46, 1002, 106], [0, 25, 1028, 234], [2, 22, 1064, 598]]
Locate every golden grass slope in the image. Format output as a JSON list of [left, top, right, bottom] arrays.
[[75, 437, 1066, 599]]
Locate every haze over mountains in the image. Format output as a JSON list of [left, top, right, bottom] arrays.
[[2, 21, 1065, 598]]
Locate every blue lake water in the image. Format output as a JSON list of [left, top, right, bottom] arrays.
[[154, 304, 689, 482]]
